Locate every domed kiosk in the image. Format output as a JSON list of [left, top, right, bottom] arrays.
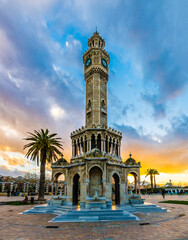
[[51, 32, 143, 208]]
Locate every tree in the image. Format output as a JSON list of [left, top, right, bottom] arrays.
[[145, 169, 155, 191], [23, 129, 63, 200], [145, 168, 160, 191], [153, 169, 159, 188]]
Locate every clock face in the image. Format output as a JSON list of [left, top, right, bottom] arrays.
[[86, 58, 91, 67], [101, 58, 107, 67]]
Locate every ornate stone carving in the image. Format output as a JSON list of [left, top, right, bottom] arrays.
[[52, 157, 68, 166], [124, 154, 139, 166], [86, 148, 106, 158]]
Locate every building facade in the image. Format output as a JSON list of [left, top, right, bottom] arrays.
[[51, 32, 141, 206]]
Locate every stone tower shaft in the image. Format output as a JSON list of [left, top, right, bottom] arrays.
[[83, 32, 110, 128], [71, 32, 122, 162]]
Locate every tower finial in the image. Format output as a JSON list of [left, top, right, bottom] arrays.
[[96, 26, 98, 34], [129, 152, 132, 158]]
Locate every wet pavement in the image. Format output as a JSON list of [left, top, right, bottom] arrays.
[[0, 194, 188, 240]]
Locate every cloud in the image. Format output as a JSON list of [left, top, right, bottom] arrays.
[[169, 114, 188, 140], [0, 0, 188, 184], [0, 151, 27, 167], [141, 90, 166, 120], [122, 104, 134, 117], [0, 165, 28, 177]]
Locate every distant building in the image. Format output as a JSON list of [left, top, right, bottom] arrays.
[[16, 176, 23, 181], [164, 180, 173, 188]]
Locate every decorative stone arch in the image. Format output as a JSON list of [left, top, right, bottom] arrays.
[[88, 164, 103, 174], [71, 172, 81, 183], [110, 171, 121, 183], [127, 170, 139, 177], [53, 171, 66, 182], [111, 171, 120, 205], [127, 170, 139, 195], [88, 166, 103, 197], [72, 173, 81, 205]]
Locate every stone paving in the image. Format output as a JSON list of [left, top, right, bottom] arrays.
[[0, 195, 188, 240]]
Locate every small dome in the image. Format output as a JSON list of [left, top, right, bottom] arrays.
[[52, 155, 68, 166], [124, 154, 137, 165]]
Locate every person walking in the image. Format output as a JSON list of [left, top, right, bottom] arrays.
[[162, 188, 165, 199], [7, 189, 10, 197]]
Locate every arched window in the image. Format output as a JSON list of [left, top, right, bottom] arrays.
[[99, 41, 100, 47], [101, 100, 105, 108], [91, 134, 95, 150], [113, 138, 115, 155], [116, 140, 119, 156], [106, 136, 108, 153], [77, 138, 80, 155], [74, 139, 76, 156], [88, 100, 91, 108], [109, 137, 112, 154], [97, 134, 101, 150], [84, 135, 87, 153], [81, 137, 84, 154]]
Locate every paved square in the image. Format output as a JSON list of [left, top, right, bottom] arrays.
[[0, 195, 188, 240]]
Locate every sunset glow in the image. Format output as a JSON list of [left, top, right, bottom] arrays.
[[0, 1, 188, 185]]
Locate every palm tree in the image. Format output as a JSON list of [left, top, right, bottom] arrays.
[[153, 169, 159, 188], [145, 169, 155, 192], [23, 129, 63, 200]]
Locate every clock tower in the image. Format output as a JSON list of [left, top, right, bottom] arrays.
[[83, 32, 110, 128], [51, 32, 142, 207], [70, 31, 122, 160]]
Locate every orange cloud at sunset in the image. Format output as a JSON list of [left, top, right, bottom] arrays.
[[122, 139, 188, 175]]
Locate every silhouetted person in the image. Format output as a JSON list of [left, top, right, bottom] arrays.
[[22, 195, 28, 204], [162, 189, 165, 199], [7, 189, 10, 197]]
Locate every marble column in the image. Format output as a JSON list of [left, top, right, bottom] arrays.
[[26, 183, 29, 193], [118, 144, 121, 157], [55, 182, 58, 196], [88, 139, 91, 151], [23, 182, 26, 193], [125, 180, 128, 195], [101, 139, 104, 152], [135, 176, 138, 195], [35, 182, 39, 193], [118, 144, 120, 157], [59, 187, 62, 197], [102, 179, 106, 196], [79, 143, 82, 155], [138, 180, 141, 195], [86, 179, 90, 197], [107, 137, 109, 153], [10, 182, 13, 192], [51, 182, 54, 195], [46, 182, 49, 193], [64, 182, 67, 196], [2, 182, 5, 193], [72, 143, 75, 157], [76, 140, 78, 156]]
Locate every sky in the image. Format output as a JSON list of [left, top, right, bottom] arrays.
[[0, 0, 188, 185]]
